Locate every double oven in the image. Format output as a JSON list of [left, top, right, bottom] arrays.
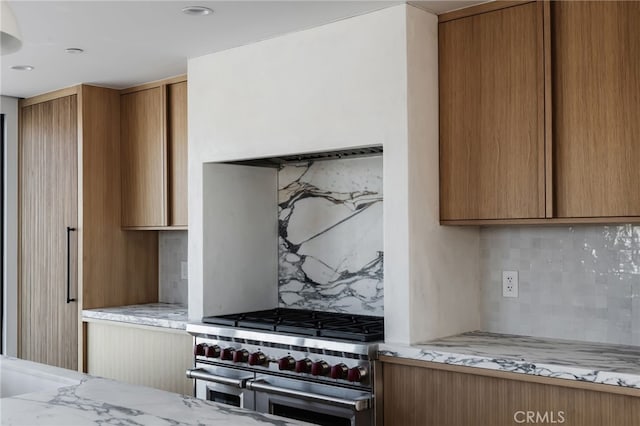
[[186, 313, 382, 426], [190, 362, 374, 425]]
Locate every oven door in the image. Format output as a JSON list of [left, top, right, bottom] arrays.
[[187, 364, 255, 410], [249, 375, 373, 426]]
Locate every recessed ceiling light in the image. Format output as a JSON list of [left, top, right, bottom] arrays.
[[65, 48, 84, 54], [11, 65, 34, 71], [181, 5, 213, 16]]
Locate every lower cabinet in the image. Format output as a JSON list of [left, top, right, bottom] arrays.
[[85, 321, 193, 395], [381, 358, 640, 426]]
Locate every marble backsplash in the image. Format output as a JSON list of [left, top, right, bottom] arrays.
[[481, 225, 640, 345], [278, 156, 383, 316], [159, 231, 188, 305]]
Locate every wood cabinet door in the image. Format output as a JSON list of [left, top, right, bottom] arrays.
[[552, 1, 640, 218], [439, 2, 545, 221], [383, 361, 640, 426], [19, 95, 78, 370], [121, 87, 167, 227], [86, 322, 192, 395], [167, 82, 188, 227]]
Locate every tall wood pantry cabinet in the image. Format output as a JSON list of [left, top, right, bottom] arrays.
[[439, 1, 640, 224], [18, 85, 158, 371], [120, 76, 188, 229]]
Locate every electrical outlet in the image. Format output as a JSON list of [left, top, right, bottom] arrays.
[[181, 261, 188, 280], [502, 270, 518, 298]]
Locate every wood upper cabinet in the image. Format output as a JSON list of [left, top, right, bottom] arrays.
[[121, 77, 188, 229], [439, 1, 640, 224], [439, 2, 545, 221], [167, 81, 188, 226], [121, 87, 167, 227], [552, 1, 640, 218]]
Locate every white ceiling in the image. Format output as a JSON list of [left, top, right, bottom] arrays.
[[1, 0, 485, 99]]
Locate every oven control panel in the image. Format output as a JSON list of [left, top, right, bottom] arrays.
[[193, 338, 373, 388]]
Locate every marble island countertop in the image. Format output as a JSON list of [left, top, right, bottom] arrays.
[[1, 356, 309, 426], [379, 331, 640, 390], [82, 303, 188, 330]]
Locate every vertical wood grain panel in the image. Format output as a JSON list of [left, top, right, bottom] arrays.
[[19, 95, 78, 370], [81, 85, 158, 311], [167, 81, 188, 226], [439, 2, 545, 220], [552, 1, 640, 217], [86, 321, 193, 395], [543, 0, 553, 218], [383, 362, 640, 426], [121, 87, 167, 227]]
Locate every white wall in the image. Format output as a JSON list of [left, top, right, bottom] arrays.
[[2, 95, 18, 355], [202, 163, 278, 315], [188, 5, 481, 343], [405, 7, 480, 343], [188, 5, 409, 322]]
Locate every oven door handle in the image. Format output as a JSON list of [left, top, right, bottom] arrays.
[[247, 379, 371, 412], [186, 368, 248, 388]]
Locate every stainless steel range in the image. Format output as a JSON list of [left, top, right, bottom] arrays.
[[186, 308, 384, 426]]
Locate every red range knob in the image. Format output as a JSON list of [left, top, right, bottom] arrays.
[[295, 359, 312, 373], [311, 361, 330, 376], [233, 349, 249, 363], [194, 344, 205, 356], [330, 363, 348, 380], [248, 352, 267, 366], [205, 345, 221, 358], [221, 348, 234, 360], [347, 366, 367, 383], [278, 356, 295, 371]]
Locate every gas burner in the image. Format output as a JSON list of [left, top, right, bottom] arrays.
[[202, 308, 384, 342]]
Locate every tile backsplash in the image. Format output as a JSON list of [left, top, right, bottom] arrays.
[[481, 225, 640, 345], [278, 156, 383, 316], [159, 231, 188, 305]]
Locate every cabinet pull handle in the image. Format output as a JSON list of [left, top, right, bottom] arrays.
[[66, 226, 76, 303]]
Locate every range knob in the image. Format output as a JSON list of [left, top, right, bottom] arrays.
[[311, 361, 330, 376], [330, 363, 348, 380], [194, 344, 205, 356], [347, 366, 368, 383], [248, 352, 267, 366], [278, 356, 295, 371], [233, 349, 249, 363], [221, 348, 234, 361], [205, 345, 221, 358], [295, 358, 312, 374]]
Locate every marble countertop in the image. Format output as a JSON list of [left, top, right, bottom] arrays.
[[379, 331, 640, 390], [82, 303, 188, 330], [1, 356, 309, 426]]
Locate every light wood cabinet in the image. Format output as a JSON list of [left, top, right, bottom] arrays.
[[121, 87, 167, 227], [439, 1, 545, 221], [85, 320, 192, 395], [381, 357, 640, 426], [551, 1, 640, 218], [439, 1, 640, 224], [167, 81, 188, 226], [18, 86, 158, 371], [120, 76, 188, 229], [19, 94, 78, 370]]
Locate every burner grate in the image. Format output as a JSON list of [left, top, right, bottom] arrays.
[[202, 308, 384, 342]]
